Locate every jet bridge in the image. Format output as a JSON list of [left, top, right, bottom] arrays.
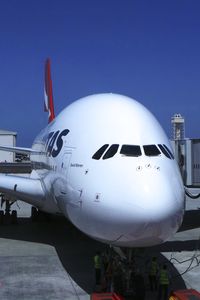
[[171, 139, 200, 187]]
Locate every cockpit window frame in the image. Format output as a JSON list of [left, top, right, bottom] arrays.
[[92, 143, 173, 160]]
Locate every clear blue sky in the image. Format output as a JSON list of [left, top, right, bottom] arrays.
[[0, 0, 200, 146]]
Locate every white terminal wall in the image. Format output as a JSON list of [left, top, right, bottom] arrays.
[[0, 131, 17, 162]]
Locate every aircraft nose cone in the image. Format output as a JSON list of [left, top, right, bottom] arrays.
[[109, 169, 184, 247], [73, 164, 184, 248]]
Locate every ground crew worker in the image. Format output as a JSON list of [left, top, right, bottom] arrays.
[[102, 250, 110, 274], [94, 251, 102, 287], [133, 268, 146, 300], [157, 264, 170, 300], [104, 258, 114, 292], [149, 256, 158, 291], [113, 260, 124, 296], [169, 296, 176, 300]]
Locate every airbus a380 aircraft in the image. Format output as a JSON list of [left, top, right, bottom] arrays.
[[0, 59, 185, 247]]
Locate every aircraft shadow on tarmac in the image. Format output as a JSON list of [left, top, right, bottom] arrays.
[[179, 209, 200, 232], [0, 216, 105, 293], [148, 209, 200, 290], [0, 211, 198, 293]]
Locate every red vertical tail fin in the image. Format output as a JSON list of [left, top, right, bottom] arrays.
[[44, 58, 55, 123]]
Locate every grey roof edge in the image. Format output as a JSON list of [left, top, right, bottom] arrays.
[[0, 129, 17, 135]]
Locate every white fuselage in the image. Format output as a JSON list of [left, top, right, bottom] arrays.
[[31, 93, 185, 247]]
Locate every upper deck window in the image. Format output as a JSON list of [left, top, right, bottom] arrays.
[[120, 145, 142, 157], [92, 144, 109, 160], [103, 144, 119, 160], [143, 145, 161, 156]]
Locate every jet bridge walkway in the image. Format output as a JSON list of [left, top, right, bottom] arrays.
[[0, 162, 31, 173]]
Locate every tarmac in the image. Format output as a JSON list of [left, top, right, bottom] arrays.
[[0, 211, 93, 300], [0, 196, 199, 299]]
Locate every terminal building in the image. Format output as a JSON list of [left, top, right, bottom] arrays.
[[0, 129, 17, 162], [170, 114, 200, 187]]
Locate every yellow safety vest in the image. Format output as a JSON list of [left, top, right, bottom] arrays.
[[94, 255, 101, 269], [160, 269, 169, 285]]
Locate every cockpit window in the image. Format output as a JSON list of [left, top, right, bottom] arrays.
[[158, 144, 171, 159], [102, 144, 119, 160], [120, 145, 142, 157], [163, 144, 174, 159], [92, 144, 109, 160], [143, 144, 161, 156]]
